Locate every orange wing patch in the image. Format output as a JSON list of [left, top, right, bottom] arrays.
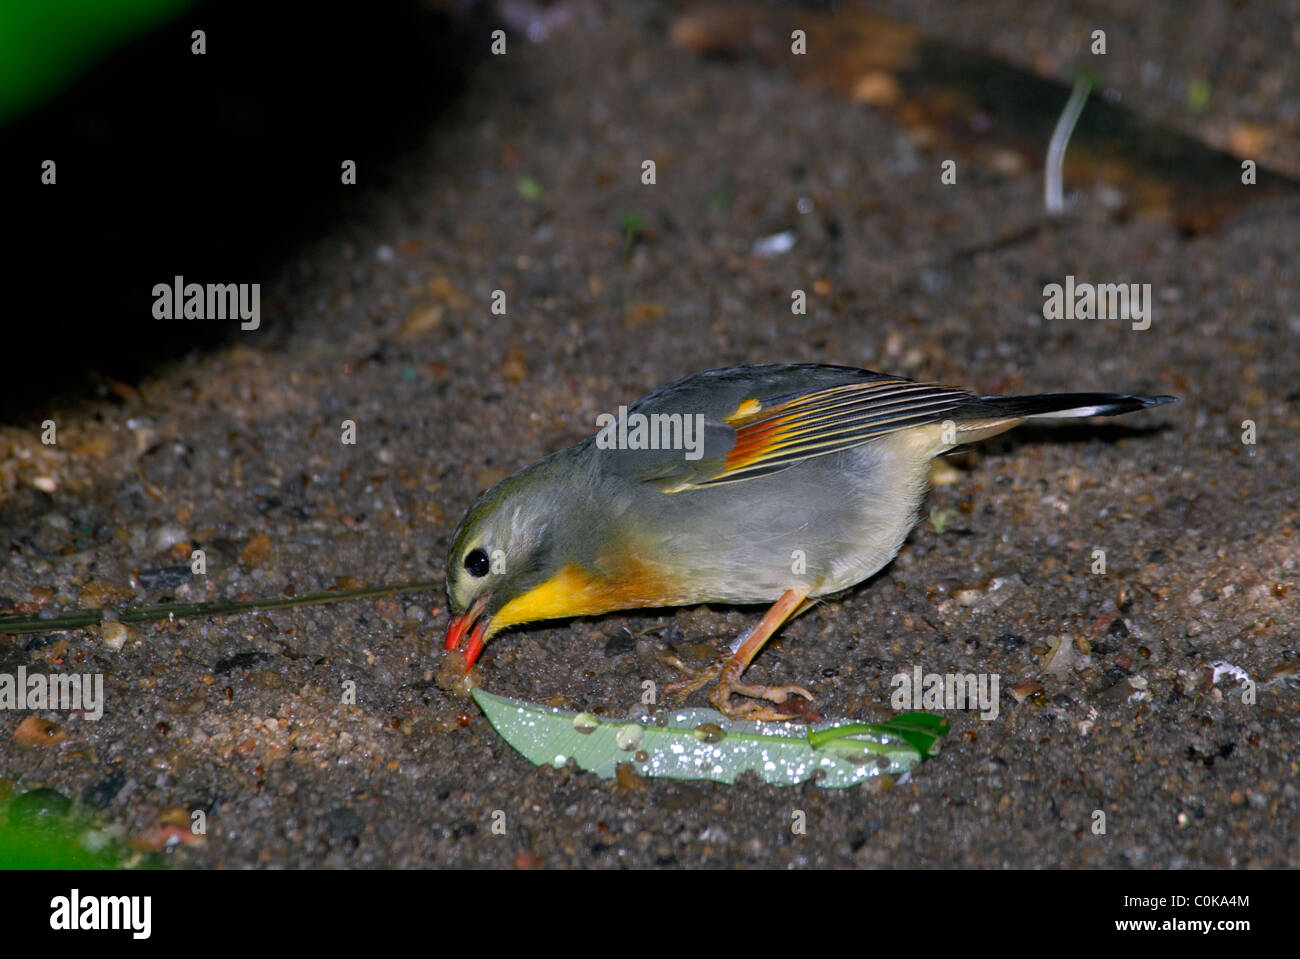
[[724, 411, 797, 472]]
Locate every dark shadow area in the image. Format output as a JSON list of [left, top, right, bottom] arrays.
[[963, 418, 1177, 458], [1, 0, 491, 421]]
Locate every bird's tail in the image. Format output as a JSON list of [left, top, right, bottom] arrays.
[[964, 392, 1176, 420], [949, 391, 1176, 444]]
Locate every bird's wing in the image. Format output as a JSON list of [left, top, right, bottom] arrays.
[[626, 376, 972, 492]]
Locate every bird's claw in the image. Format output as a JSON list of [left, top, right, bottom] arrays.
[[660, 642, 817, 721], [660, 652, 725, 700], [710, 681, 816, 722]]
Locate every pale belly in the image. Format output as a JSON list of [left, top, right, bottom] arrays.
[[622, 441, 933, 605]]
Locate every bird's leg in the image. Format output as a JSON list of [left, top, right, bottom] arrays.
[[709, 586, 814, 721], [664, 587, 815, 721], [660, 618, 773, 699]]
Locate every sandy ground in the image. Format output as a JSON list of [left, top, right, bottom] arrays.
[[1, 0, 1297, 868]]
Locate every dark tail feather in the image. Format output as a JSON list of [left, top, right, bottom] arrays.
[[960, 392, 1177, 421]]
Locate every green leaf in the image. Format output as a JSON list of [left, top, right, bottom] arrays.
[[472, 688, 947, 789], [809, 713, 949, 758]]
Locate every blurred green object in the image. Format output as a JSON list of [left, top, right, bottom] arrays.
[[0, 791, 130, 869], [1187, 78, 1212, 113], [0, 0, 194, 124]]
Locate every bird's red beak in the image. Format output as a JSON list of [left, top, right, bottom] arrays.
[[444, 595, 492, 672]]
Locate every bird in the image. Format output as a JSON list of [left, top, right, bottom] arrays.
[[444, 363, 1174, 720]]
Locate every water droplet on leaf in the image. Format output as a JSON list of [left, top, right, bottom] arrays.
[[615, 724, 643, 750], [693, 722, 725, 744]]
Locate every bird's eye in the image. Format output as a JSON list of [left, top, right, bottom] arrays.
[[464, 548, 490, 578]]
